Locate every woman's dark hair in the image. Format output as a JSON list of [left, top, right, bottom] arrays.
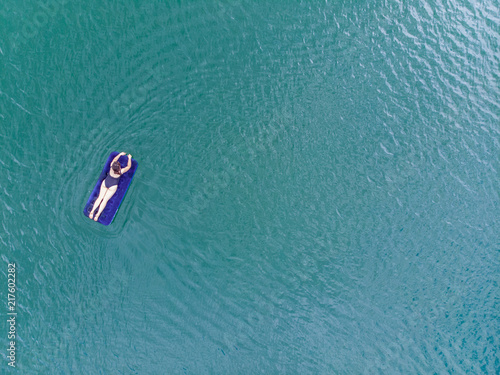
[[112, 161, 121, 174]]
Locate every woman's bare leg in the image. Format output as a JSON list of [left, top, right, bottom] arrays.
[[93, 186, 118, 221], [89, 181, 108, 219]]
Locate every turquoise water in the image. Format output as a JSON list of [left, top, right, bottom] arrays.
[[1, 0, 499, 373]]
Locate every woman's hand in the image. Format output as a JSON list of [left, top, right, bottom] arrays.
[[128, 154, 132, 159], [119, 152, 126, 156]]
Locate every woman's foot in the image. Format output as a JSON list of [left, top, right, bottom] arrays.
[[94, 215, 99, 222], [89, 210, 94, 219]]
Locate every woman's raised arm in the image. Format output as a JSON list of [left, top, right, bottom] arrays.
[[111, 152, 126, 165], [121, 154, 133, 174]]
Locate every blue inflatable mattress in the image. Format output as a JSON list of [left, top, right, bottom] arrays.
[[83, 152, 138, 225]]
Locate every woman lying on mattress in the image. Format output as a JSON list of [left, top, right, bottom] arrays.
[[89, 152, 132, 221]]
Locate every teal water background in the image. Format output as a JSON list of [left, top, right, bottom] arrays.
[[1, 0, 499, 373]]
